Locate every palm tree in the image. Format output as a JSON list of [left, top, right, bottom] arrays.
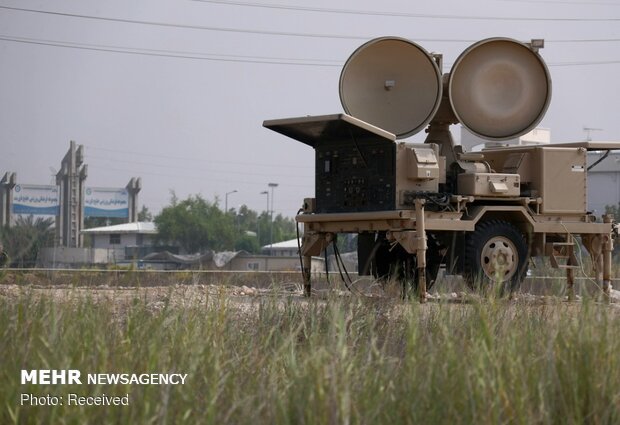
[[0, 216, 54, 267]]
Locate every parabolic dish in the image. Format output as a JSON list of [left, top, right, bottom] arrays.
[[339, 37, 443, 139], [448, 37, 551, 141]]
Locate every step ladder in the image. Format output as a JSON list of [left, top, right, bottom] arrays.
[[547, 237, 579, 270]]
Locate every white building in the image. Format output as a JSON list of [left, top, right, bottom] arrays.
[[461, 127, 550, 151], [261, 238, 302, 257], [38, 222, 158, 267]]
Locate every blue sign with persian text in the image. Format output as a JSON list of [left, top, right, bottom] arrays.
[[84, 187, 129, 218], [13, 184, 60, 215]]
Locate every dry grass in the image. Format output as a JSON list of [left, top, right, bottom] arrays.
[[1, 275, 620, 424]]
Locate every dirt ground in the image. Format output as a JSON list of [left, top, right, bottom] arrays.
[[1, 276, 619, 316]]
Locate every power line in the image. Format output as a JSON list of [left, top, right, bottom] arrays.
[[0, 5, 367, 40], [549, 38, 620, 43], [0, 34, 341, 66], [496, 0, 620, 6], [549, 59, 620, 66], [0, 35, 620, 68], [192, 0, 620, 21], [3, 5, 620, 45], [3, 33, 620, 69], [85, 146, 314, 170], [87, 164, 313, 189], [87, 155, 313, 180]]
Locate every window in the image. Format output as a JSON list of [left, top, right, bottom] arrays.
[[247, 262, 260, 271], [109, 234, 121, 245]]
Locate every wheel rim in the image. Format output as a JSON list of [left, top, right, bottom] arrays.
[[480, 236, 518, 282]]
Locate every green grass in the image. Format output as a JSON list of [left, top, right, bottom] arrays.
[[1, 286, 620, 424]]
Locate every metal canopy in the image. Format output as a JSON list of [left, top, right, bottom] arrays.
[[262, 113, 396, 147]]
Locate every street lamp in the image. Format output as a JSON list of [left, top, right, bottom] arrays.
[[268, 183, 278, 253], [225, 190, 237, 214], [260, 190, 269, 214], [260, 190, 269, 250]]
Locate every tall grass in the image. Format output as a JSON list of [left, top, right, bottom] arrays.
[[1, 287, 619, 424]]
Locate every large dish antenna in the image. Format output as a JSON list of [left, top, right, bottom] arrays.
[[339, 37, 443, 139], [448, 37, 551, 141]]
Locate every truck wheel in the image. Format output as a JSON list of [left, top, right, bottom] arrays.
[[464, 220, 528, 293]]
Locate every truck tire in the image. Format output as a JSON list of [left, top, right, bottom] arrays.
[[464, 220, 528, 293]]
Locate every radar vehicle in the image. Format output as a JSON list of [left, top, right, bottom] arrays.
[[264, 37, 619, 300]]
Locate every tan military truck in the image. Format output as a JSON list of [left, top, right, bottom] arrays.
[[264, 37, 619, 300]]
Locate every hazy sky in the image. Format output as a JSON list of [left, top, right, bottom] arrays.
[[1, 0, 619, 217]]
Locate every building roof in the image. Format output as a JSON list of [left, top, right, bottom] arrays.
[[81, 221, 157, 235], [262, 238, 302, 250]]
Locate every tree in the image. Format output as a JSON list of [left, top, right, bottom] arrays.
[[137, 205, 153, 222], [154, 195, 234, 253], [234, 233, 260, 253], [271, 213, 297, 245], [605, 204, 620, 222], [0, 216, 54, 267], [154, 195, 301, 254]]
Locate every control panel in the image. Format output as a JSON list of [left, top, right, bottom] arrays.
[[315, 139, 396, 213]]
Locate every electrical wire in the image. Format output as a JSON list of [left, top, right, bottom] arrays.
[[4, 34, 620, 69], [3, 5, 620, 43], [587, 150, 611, 171], [0, 5, 362, 41], [332, 240, 352, 292], [0, 34, 341, 67], [496, 0, 620, 6], [86, 163, 313, 189], [87, 155, 313, 180], [334, 239, 366, 294], [85, 146, 314, 170], [192, 0, 620, 21]]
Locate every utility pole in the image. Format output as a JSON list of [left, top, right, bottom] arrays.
[[268, 182, 278, 253], [225, 190, 237, 214], [260, 190, 269, 251]]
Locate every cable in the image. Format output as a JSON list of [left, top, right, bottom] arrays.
[[496, 0, 620, 6], [87, 155, 313, 180], [5, 34, 620, 69], [334, 239, 361, 293], [332, 240, 352, 292], [587, 150, 610, 171], [86, 163, 313, 189], [192, 0, 620, 21], [550, 59, 620, 66], [0, 5, 367, 40], [4, 5, 620, 43], [0, 34, 341, 67], [85, 146, 314, 170]]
